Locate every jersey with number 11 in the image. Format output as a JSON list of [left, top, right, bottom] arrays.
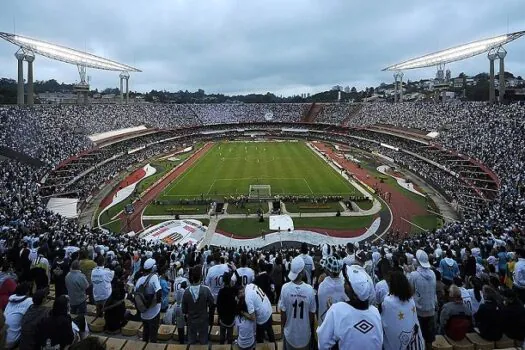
[[278, 281, 316, 348]]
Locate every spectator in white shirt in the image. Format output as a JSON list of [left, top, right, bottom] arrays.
[[134, 258, 162, 343], [317, 265, 382, 350], [91, 255, 114, 317], [279, 256, 316, 349], [5, 283, 33, 349], [317, 255, 347, 325]]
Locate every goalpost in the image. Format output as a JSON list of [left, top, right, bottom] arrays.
[[248, 185, 272, 199]]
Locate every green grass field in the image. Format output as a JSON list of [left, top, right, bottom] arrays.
[[157, 141, 358, 198]]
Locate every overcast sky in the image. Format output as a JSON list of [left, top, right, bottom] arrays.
[[0, 0, 524, 96]]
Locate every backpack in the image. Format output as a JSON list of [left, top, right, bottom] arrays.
[[134, 274, 155, 313], [446, 314, 472, 341]]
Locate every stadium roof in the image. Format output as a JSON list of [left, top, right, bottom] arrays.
[[0, 32, 141, 72], [383, 30, 525, 71]]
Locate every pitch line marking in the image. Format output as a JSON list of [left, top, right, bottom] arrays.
[[162, 143, 215, 196], [206, 179, 217, 195], [303, 178, 314, 194]]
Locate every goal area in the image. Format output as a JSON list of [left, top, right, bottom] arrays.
[[248, 185, 272, 199]]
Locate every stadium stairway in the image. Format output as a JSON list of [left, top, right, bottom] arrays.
[[302, 103, 323, 123]]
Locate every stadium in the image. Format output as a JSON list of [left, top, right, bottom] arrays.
[[1, 7, 525, 350]]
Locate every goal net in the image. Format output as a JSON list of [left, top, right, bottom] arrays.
[[249, 185, 272, 199]]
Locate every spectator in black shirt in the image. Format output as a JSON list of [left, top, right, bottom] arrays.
[[216, 271, 237, 344], [254, 260, 275, 304]]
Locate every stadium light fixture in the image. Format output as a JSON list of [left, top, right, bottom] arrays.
[[383, 31, 525, 71], [0, 32, 141, 72]]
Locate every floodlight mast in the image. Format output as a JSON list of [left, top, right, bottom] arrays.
[[383, 30, 524, 103], [0, 32, 141, 105]]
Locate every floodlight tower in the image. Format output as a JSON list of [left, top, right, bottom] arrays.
[[488, 48, 497, 104], [26, 53, 35, 106], [74, 63, 90, 104], [14, 48, 35, 106], [119, 71, 130, 104], [496, 46, 507, 103], [14, 49, 26, 106], [392, 73, 398, 103], [398, 71, 404, 102]]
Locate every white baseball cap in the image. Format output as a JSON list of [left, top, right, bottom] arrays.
[[144, 258, 156, 270], [344, 265, 372, 302], [288, 256, 305, 281], [416, 250, 431, 268]]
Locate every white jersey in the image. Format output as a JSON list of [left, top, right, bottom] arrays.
[[173, 276, 189, 295], [381, 296, 424, 350], [235, 315, 256, 348], [237, 267, 255, 287], [278, 281, 316, 348], [205, 263, 230, 303], [317, 276, 347, 324], [300, 254, 315, 285], [244, 283, 272, 325], [375, 279, 390, 306], [342, 254, 356, 267], [317, 302, 383, 350], [460, 287, 473, 314]]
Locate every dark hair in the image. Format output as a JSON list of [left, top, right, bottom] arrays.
[[96, 255, 105, 266], [14, 282, 30, 296], [387, 271, 413, 302], [236, 295, 248, 315], [32, 289, 46, 306], [301, 243, 308, 254], [190, 265, 202, 284]]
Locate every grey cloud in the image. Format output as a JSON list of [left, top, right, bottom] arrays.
[[0, 0, 524, 95]]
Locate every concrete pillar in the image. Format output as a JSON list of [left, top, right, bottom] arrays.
[[17, 57, 24, 106], [125, 77, 129, 104], [120, 77, 124, 103], [499, 56, 506, 103], [399, 73, 404, 102], [26, 57, 35, 106], [393, 74, 398, 103], [488, 58, 495, 104]]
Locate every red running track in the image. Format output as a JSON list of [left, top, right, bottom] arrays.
[[99, 166, 147, 210], [119, 143, 214, 233], [315, 142, 426, 236]]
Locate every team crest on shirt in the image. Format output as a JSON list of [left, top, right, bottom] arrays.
[[353, 320, 374, 334]]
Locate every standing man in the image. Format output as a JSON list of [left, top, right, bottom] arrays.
[[279, 256, 316, 350], [299, 243, 315, 285], [91, 256, 114, 317], [317, 256, 346, 325], [65, 260, 89, 315], [182, 265, 215, 345], [135, 258, 162, 343], [316, 265, 382, 350], [408, 250, 437, 350], [204, 252, 230, 328], [79, 250, 97, 304], [240, 282, 275, 343], [237, 255, 255, 287]]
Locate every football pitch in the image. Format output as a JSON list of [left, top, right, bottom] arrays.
[[158, 141, 358, 198]]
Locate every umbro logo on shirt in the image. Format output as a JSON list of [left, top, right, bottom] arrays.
[[354, 320, 374, 334]]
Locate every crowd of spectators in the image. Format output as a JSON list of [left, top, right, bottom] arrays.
[[0, 101, 524, 348]]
